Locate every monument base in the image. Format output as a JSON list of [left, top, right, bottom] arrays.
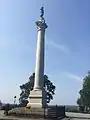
[[8, 106, 65, 119], [27, 89, 47, 108]]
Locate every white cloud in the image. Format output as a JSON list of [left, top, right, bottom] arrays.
[[46, 40, 69, 53], [62, 72, 83, 82]]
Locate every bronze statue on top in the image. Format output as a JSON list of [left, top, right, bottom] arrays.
[[40, 6, 44, 18]]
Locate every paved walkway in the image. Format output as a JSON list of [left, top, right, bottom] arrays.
[[66, 112, 90, 119]]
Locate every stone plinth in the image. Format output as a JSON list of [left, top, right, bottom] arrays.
[[27, 89, 47, 108]]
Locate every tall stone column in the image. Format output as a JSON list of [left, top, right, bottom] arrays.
[[27, 7, 48, 108], [34, 15, 47, 90]]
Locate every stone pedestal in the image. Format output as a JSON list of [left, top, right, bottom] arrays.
[[27, 89, 47, 108]]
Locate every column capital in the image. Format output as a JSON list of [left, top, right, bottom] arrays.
[[35, 17, 48, 31]]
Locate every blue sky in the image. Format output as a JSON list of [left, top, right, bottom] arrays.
[[0, 0, 90, 105]]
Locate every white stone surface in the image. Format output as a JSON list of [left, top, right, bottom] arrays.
[[33, 17, 47, 91], [27, 89, 47, 108], [34, 29, 45, 90], [66, 112, 90, 119]]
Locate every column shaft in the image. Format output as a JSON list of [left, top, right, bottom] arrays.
[[34, 29, 45, 90]]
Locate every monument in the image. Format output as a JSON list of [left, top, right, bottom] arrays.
[[27, 7, 48, 108], [8, 7, 65, 119]]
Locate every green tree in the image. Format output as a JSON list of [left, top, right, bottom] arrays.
[[77, 72, 90, 112], [19, 73, 56, 105], [0, 100, 2, 106]]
